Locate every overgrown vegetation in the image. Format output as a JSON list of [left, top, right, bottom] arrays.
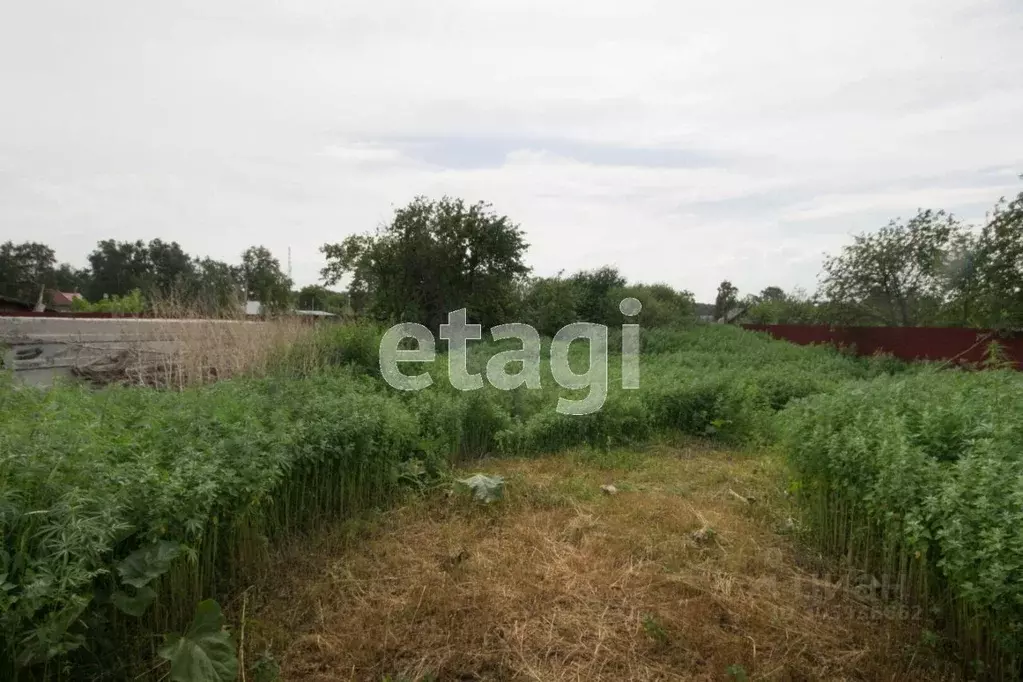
[[782, 369, 1023, 678], [69, 289, 145, 314], [4, 317, 1023, 679], [0, 322, 892, 680]]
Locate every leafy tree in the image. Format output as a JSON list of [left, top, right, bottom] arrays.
[[240, 246, 292, 313], [933, 229, 984, 327], [818, 209, 963, 326], [972, 187, 1023, 328], [190, 258, 244, 316], [295, 285, 348, 314], [52, 263, 91, 294], [520, 272, 695, 335], [569, 266, 627, 325], [86, 239, 151, 300], [85, 239, 196, 301], [611, 283, 695, 327], [713, 280, 739, 321], [321, 196, 530, 330], [759, 286, 786, 303], [745, 287, 821, 325], [86, 241, 148, 299], [519, 274, 583, 337], [146, 239, 196, 296], [0, 241, 57, 303]]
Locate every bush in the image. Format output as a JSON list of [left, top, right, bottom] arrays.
[[70, 288, 145, 314]]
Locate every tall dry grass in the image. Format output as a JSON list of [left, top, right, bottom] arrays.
[[70, 298, 328, 389]]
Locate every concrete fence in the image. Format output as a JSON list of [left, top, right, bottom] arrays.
[[1, 316, 271, 387]]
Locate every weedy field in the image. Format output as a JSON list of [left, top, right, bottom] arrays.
[[1, 323, 1021, 680]]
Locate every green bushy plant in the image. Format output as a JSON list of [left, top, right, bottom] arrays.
[[781, 370, 1023, 677]]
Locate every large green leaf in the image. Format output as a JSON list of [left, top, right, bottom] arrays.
[[158, 600, 238, 682], [117, 541, 181, 589], [111, 585, 157, 617], [455, 474, 505, 504]]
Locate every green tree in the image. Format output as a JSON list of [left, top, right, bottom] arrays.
[[759, 286, 786, 303], [612, 283, 695, 327], [713, 280, 739, 321], [85, 239, 196, 301], [146, 239, 196, 296], [295, 285, 349, 314], [321, 196, 530, 330], [86, 239, 151, 299], [818, 209, 963, 326], [0, 241, 57, 303], [190, 258, 244, 315], [569, 266, 627, 325], [519, 274, 583, 337], [86, 241, 150, 299], [52, 263, 91, 294], [241, 246, 292, 313], [972, 187, 1023, 328], [745, 287, 821, 324]]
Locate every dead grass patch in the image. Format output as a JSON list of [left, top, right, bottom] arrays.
[[249, 446, 956, 681], [68, 312, 322, 388]]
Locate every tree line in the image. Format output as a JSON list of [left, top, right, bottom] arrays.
[[319, 196, 697, 333], [0, 240, 331, 315], [715, 183, 1023, 329], [2, 181, 1022, 329]]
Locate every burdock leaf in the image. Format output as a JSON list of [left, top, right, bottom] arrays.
[[158, 600, 238, 682], [117, 541, 181, 588], [112, 585, 157, 617]]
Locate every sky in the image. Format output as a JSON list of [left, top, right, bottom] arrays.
[[1, 1, 1021, 302]]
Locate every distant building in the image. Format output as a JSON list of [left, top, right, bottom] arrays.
[[720, 305, 751, 324], [0, 295, 37, 314], [49, 291, 84, 312], [0, 294, 62, 314], [244, 301, 263, 316]]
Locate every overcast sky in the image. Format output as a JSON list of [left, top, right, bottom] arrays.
[[2, 1, 1021, 301]]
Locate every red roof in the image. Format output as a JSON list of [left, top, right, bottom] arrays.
[[50, 291, 84, 306]]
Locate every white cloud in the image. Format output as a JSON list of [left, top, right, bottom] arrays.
[[318, 144, 407, 164], [781, 184, 1022, 223], [0, 0, 1021, 300]]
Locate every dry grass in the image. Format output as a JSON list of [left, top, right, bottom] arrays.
[[68, 308, 322, 388], [247, 443, 957, 682]]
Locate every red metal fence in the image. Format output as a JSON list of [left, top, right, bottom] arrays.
[[741, 324, 1023, 369]]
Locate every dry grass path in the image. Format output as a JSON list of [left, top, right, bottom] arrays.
[[248, 442, 954, 682]]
